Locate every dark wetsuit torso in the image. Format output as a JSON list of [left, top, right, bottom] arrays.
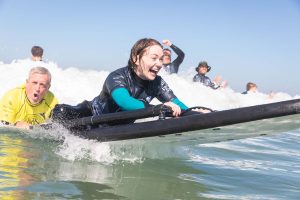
[[91, 66, 177, 115], [163, 44, 185, 74], [193, 74, 220, 90]]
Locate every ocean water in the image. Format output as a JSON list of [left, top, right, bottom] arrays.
[[0, 60, 299, 199]]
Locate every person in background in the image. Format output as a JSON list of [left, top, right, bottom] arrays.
[[0, 67, 58, 129], [161, 39, 185, 74], [193, 61, 227, 89], [242, 82, 257, 94], [52, 38, 209, 122], [242, 82, 276, 99], [31, 46, 44, 61]]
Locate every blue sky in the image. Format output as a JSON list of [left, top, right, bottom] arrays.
[[0, 0, 300, 95]]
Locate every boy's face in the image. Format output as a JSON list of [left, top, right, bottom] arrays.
[[162, 50, 171, 65], [198, 66, 208, 75]]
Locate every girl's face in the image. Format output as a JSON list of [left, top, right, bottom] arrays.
[[134, 45, 163, 80]]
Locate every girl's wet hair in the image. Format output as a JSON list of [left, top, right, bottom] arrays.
[[128, 38, 163, 69]]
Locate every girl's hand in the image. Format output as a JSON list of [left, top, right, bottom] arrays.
[[163, 102, 181, 117], [195, 108, 211, 113]]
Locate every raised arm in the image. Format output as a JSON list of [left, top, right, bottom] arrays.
[[170, 44, 185, 67], [162, 39, 185, 73]]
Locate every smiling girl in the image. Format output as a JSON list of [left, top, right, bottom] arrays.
[[53, 38, 189, 120], [90, 38, 188, 117]]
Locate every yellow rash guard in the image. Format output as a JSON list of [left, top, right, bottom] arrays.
[[0, 84, 58, 125]]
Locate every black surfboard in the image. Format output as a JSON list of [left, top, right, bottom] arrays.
[[65, 99, 300, 142]]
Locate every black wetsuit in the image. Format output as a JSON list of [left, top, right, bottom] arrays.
[[163, 44, 185, 74], [52, 66, 184, 121], [91, 66, 179, 115], [193, 74, 220, 90]]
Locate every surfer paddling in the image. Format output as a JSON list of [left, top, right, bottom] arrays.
[[0, 67, 58, 129], [52, 38, 209, 122]]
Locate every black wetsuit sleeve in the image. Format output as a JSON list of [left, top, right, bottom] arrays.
[[193, 74, 220, 90], [208, 80, 220, 90], [156, 77, 177, 102], [193, 74, 199, 82], [169, 44, 185, 74], [105, 71, 127, 95]]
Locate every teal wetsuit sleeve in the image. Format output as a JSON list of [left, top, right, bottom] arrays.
[[172, 98, 188, 110], [111, 88, 145, 111]]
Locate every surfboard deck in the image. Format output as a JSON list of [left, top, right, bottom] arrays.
[[64, 99, 300, 142]]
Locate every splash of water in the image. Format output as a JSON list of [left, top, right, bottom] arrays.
[[0, 59, 298, 163]]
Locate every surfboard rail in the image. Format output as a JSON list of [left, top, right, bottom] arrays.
[[62, 99, 300, 141]]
